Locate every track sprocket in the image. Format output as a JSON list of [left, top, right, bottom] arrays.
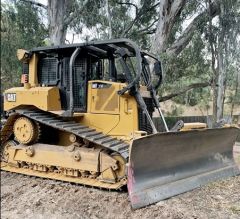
[[13, 117, 40, 145]]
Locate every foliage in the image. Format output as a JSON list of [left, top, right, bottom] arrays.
[[1, 1, 47, 91], [156, 0, 239, 117], [159, 32, 211, 108], [165, 105, 184, 117], [203, 0, 240, 120], [1, 0, 239, 118], [67, 0, 158, 49]]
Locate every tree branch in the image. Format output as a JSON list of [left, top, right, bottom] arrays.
[[116, 2, 138, 15], [64, 0, 90, 26], [119, 1, 159, 37], [118, 2, 139, 37], [19, 0, 47, 9], [152, 0, 186, 53], [159, 82, 210, 102], [136, 19, 158, 34], [166, 1, 220, 56]]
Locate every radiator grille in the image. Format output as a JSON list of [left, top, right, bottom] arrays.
[[38, 58, 58, 85], [138, 98, 154, 134], [73, 58, 87, 110], [61, 57, 87, 111], [62, 58, 70, 91], [22, 63, 29, 74]]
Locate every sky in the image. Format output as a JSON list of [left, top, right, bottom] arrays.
[[37, 0, 47, 6]]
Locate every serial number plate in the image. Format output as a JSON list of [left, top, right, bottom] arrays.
[[6, 93, 16, 102]]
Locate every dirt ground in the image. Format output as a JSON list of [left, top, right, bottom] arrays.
[[1, 170, 240, 219]]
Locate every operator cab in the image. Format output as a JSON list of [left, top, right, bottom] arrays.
[[26, 39, 162, 133]]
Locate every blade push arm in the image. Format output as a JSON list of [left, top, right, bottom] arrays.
[[115, 49, 158, 134]]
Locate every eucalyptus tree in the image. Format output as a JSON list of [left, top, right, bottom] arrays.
[[151, 0, 239, 122], [1, 1, 47, 90], [205, 0, 240, 123]]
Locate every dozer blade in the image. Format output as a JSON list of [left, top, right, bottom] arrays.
[[127, 127, 240, 209]]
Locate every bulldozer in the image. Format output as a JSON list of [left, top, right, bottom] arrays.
[[1, 39, 239, 209]]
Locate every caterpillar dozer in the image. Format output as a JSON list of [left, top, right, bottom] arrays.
[[1, 39, 239, 209]]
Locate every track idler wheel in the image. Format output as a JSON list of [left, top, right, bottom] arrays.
[[1, 140, 17, 163], [13, 117, 40, 145], [112, 154, 126, 180]]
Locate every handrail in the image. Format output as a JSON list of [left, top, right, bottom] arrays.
[[69, 47, 81, 115]]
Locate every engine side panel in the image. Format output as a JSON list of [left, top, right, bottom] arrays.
[[4, 87, 61, 111]]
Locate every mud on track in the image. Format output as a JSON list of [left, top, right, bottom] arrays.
[[1, 170, 240, 219]]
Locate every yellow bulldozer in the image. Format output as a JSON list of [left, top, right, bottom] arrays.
[[1, 39, 239, 209]]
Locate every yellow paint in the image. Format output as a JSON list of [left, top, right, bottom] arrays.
[[89, 81, 120, 114], [13, 117, 36, 144], [28, 54, 38, 87], [1, 47, 142, 190], [77, 81, 139, 141], [4, 87, 61, 111], [2, 140, 125, 186], [4, 80, 140, 141], [17, 49, 30, 62], [181, 122, 207, 131], [1, 165, 126, 189], [12, 144, 101, 172]]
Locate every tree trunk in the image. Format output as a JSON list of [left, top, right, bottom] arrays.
[[106, 0, 112, 39], [212, 76, 218, 125], [47, 0, 68, 45], [209, 1, 230, 126], [151, 0, 186, 54], [152, 0, 219, 56], [216, 48, 225, 121], [159, 82, 210, 102], [230, 72, 239, 117], [166, 2, 219, 56]]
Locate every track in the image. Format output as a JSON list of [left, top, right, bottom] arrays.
[[7, 109, 130, 159], [1, 109, 131, 189], [1, 114, 18, 145], [1, 165, 125, 189]]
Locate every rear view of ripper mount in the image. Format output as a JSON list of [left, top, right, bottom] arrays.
[[1, 38, 240, 209]]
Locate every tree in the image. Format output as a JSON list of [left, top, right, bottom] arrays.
[[68, 0, 159, 48], [157, 28, 212, 103], [2, 0, 239, 120], [206, 0, 240, 124], [151, 0, 220, 56], [47, 0, 69, 45], [150, 0, 239, 121], [1, 2, 47, 91], [19, 0, 158, 47], [20, 0, 90, 45]]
